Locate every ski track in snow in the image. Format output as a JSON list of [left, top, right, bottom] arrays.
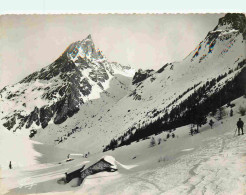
[[132, 176, 164, 194], [163, 134, 246, 195], [116, 123, 246, 195]]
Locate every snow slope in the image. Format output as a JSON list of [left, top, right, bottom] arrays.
[[1, 96, 246, 195], [0, 130, 41, 170]]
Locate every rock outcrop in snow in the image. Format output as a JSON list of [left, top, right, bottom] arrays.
[[132, 69, 155, 85], [216, 13, 246, 38]]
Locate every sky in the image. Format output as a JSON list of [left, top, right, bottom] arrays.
[[0, 14, 224, 89]]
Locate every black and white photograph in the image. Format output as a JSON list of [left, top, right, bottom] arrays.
[[0, 4, 246, 194]]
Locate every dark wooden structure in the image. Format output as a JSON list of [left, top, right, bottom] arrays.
[[64, 158, 117, 185], [65, 165, 85, 183]]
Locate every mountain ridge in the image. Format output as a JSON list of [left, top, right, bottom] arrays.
[[0, 35, 135, 131]]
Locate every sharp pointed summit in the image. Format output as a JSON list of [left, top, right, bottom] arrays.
[[0, 34, 134, 131], [86, 34, 92, 39]]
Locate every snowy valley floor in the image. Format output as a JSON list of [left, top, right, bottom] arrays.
[[1, 98, 246, 195]]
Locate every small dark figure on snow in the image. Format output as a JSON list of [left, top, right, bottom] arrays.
[[167, 133, 170, 139], [9, 161, 12, 169], [230, 109, 233, 117], [172, 133, 175, 138], [237, 118, 244, 135], [158, 138, 162, 145], [209, 119, 214, 129], [190, 128, 194, 136]]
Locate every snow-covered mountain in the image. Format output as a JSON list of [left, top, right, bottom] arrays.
[[0, 13, 245, 155], [130, 12, 246, 117], [102, 13, 246, 150], [20, 13, 243, 154], [0, 35, 135, 132], [1, 13, 246, 195]]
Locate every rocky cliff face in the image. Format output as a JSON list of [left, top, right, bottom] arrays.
[[132, 69, 155, 85], [0, 35, 134, 131], [216, 13, 246, 38]]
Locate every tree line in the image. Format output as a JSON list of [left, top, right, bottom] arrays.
[[103, 62, 246, 152]]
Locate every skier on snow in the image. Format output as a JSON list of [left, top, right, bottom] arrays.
[[9, 161, 12, 169], [237, 118, 244, 135]]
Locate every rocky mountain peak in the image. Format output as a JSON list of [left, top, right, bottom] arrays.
[[0, 34, 134, 132], [86, 34, 92, 40], [63, 34, 101, 61], [187, 13, 246, 64], [215, 13, 246, 38], [218, 13, 246, 28]]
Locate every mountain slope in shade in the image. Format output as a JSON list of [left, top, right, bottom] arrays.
[[0, 35, 135, 131], [33, 13, 245, 154]]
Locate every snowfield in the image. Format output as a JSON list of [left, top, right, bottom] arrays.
[[0, 130, 42, 170], [1, 97, 246, 195]]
